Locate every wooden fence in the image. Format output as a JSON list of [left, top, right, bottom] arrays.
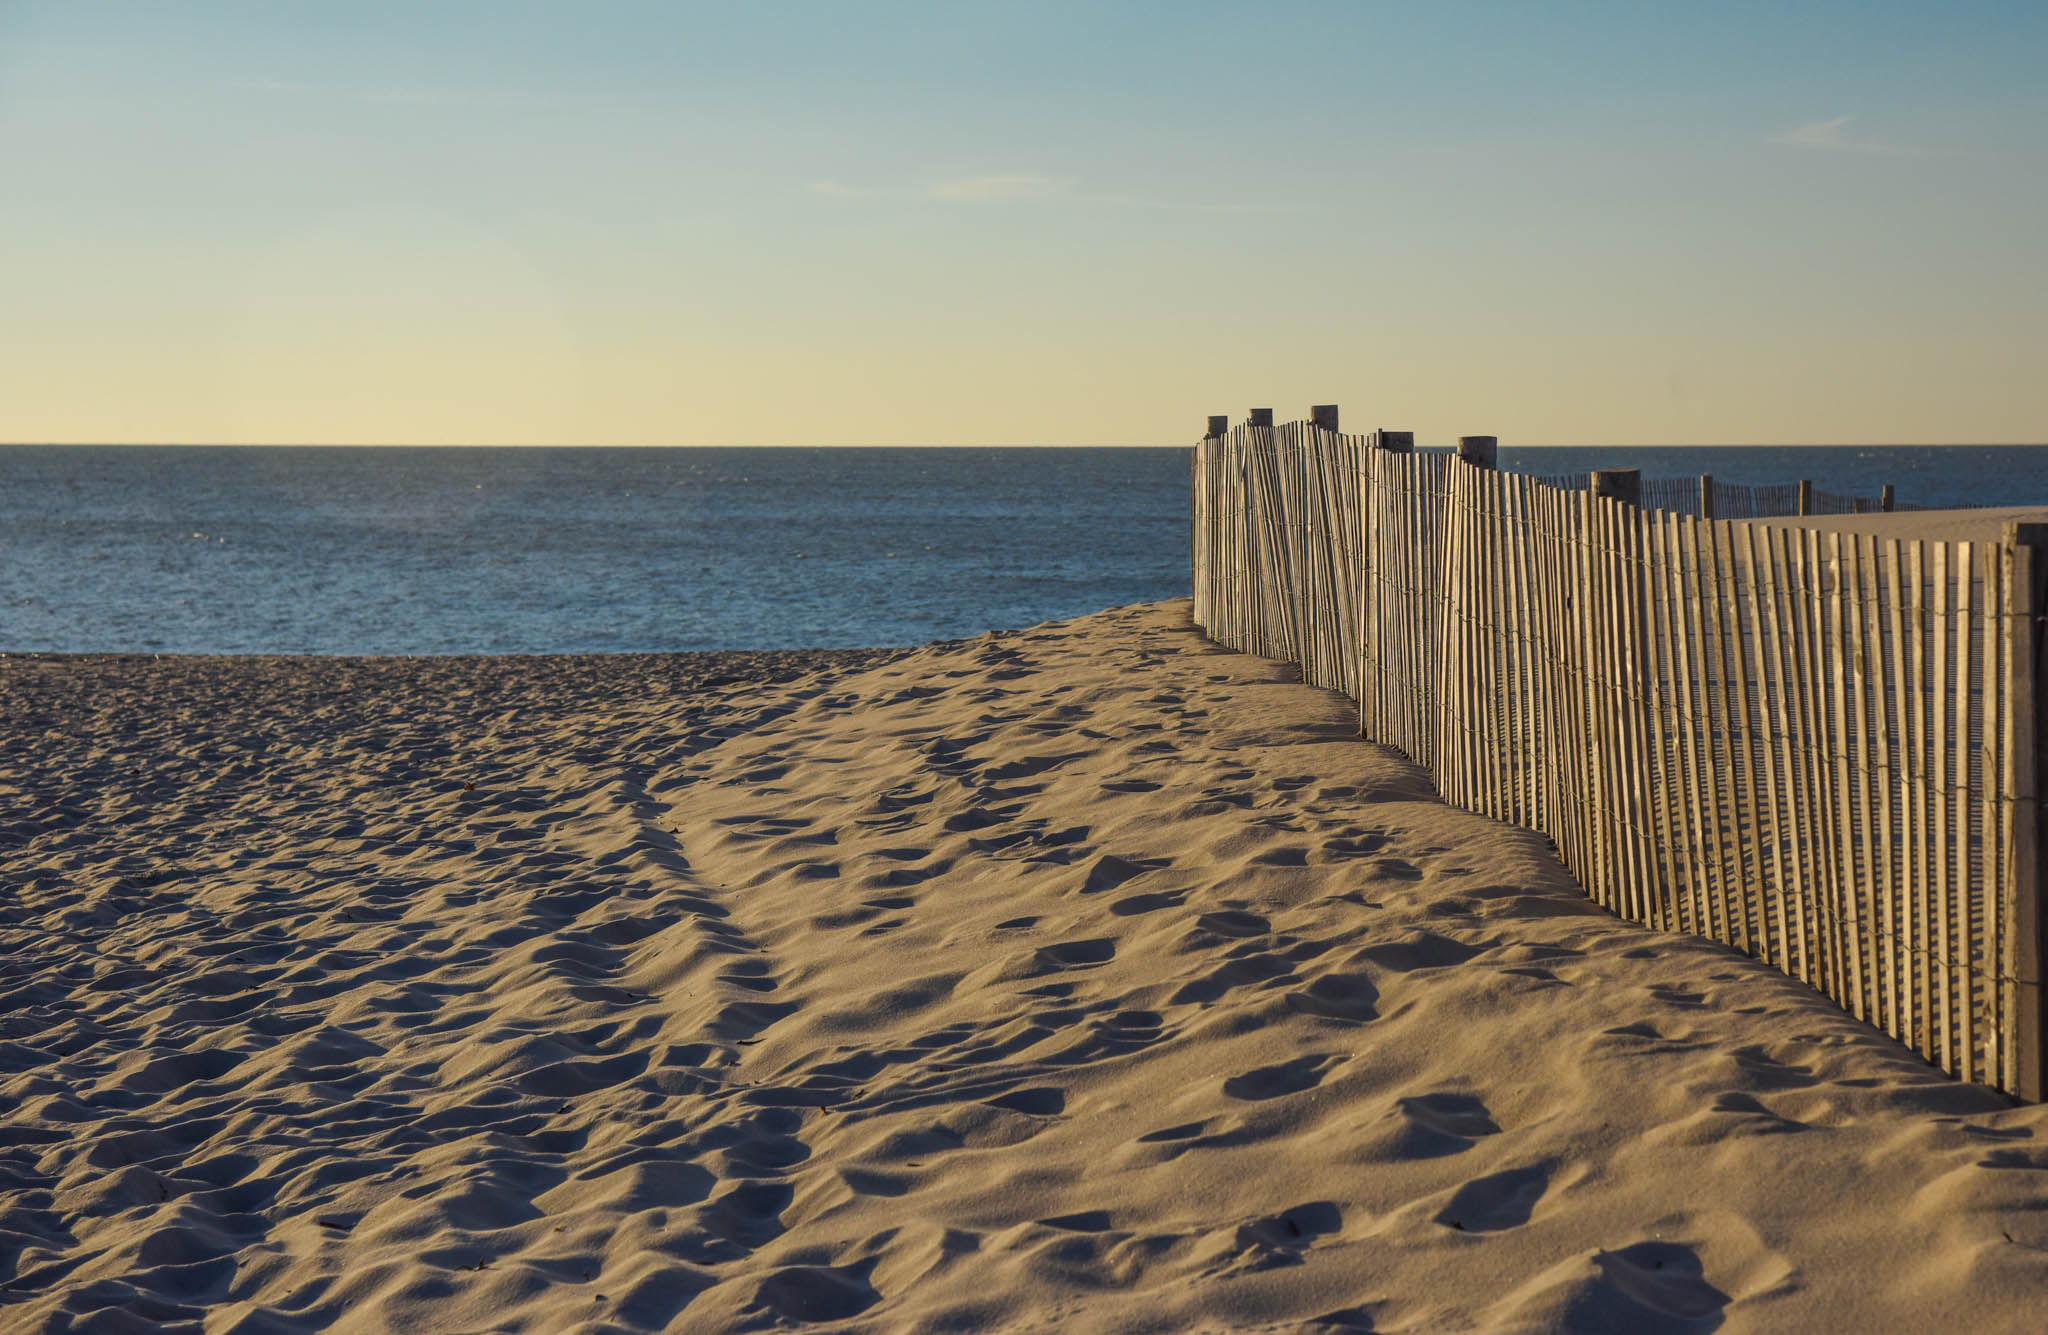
[[1191, 410, 2046, 1099]]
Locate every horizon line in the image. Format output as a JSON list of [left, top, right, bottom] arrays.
[[3, 440, 2046, 450]]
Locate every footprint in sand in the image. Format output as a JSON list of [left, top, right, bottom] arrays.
[[1436, 1162, 1555, 1232], [1499, 965, 1571, 986], [1170, 946, 1302, 1005], [984, 752, 1085, 782], [986, 1087, 1065, 1116], [1242, 1200, 1342, 1248], [965, 827, 1037, 855], [1285, 972, 1380, 1023], [1392, 1092, 1501, 1156], [1558, 1243, 1731, 1330], [1050, 1010, 1164, 1065], [1028, 825, 1092, 852], [1080, 854, 1168, 895], [1976, 1147, 2048, 1170], [1032, 938, 1116, 972], [943, 805, 1022, 833], [1222, 1054, 1337, 1101], [1709, 1091, 1809, 1134], [1136, 1119, 1211, 1144], [1729, 1045, 1819, 1090], [837, 1167, 913, 1197], [753, 1262, 881, 1322], [1195, 1201, 1345, 1276], [870, 861, 951, 889], [1359, 933, 1481, 973], [1320, 832, 1390, 861], [716, 962, 778, 992], [1111, 890, 1186, 916], [1195, 910, 1270, 938]]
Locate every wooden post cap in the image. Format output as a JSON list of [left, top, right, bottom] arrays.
[[1248, 408, 1275, 428], [1371, 430, 1413, 453], [1457, 435, 1498, 469], [1591, 468, 1641, 505], [1206, 415, 1229, 438], [1310, 404, 1340, 432]]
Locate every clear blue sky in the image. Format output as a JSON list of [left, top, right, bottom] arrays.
[[3, 1, 2043, 444]]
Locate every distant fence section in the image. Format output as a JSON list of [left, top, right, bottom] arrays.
[[1191, 410, 2046, 1099]]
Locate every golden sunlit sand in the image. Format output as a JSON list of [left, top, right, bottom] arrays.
[[4, 601, 2046, 1332]]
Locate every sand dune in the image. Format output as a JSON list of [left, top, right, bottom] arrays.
[[3, 603, 2045, 1333]]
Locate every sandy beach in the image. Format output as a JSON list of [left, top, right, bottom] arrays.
[[4, 599, 2046, 1333]]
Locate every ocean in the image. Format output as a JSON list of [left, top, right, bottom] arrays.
[[3, 444, 2045, 655]]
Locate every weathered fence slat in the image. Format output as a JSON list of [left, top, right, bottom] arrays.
[[1510, 474, 1542, 829], [2004, 527, 2045, 1099], [1876, 537, 1906, 1038], [1666, 513, 1707, 938], [1954, 543, 1978, 1080], [1189, 412, 2044, 1096], [1907, 538, 1937, 1061]]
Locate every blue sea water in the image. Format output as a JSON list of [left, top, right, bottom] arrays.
[[1497, 444, 2048, 510], [2, 444, 2045, 655], [0, 447, 1192, 654]]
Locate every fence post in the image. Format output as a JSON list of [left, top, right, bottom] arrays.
[[1249, 408, 1275, 429], [2005, 524, 2048, 1100], [1360, 430, 1410, 743], [1882, 484, 1896, 513], [1458, 435, 1498, 469], [1196, 419, 1226, 614], [1591, 468, 1641, 506], [1700, 474, 1716, 520], [1798, 479, 1813, 516], [1311, 404, 1340, 432]]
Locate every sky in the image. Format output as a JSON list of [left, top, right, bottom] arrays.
[[1, 1, 2043, 446]]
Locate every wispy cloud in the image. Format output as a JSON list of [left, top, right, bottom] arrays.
[[1766, 115, 1914, 154], [927, 174, 1069, 201]]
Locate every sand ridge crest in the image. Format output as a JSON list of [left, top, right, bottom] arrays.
[[2, 606, 2045, 1331]]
